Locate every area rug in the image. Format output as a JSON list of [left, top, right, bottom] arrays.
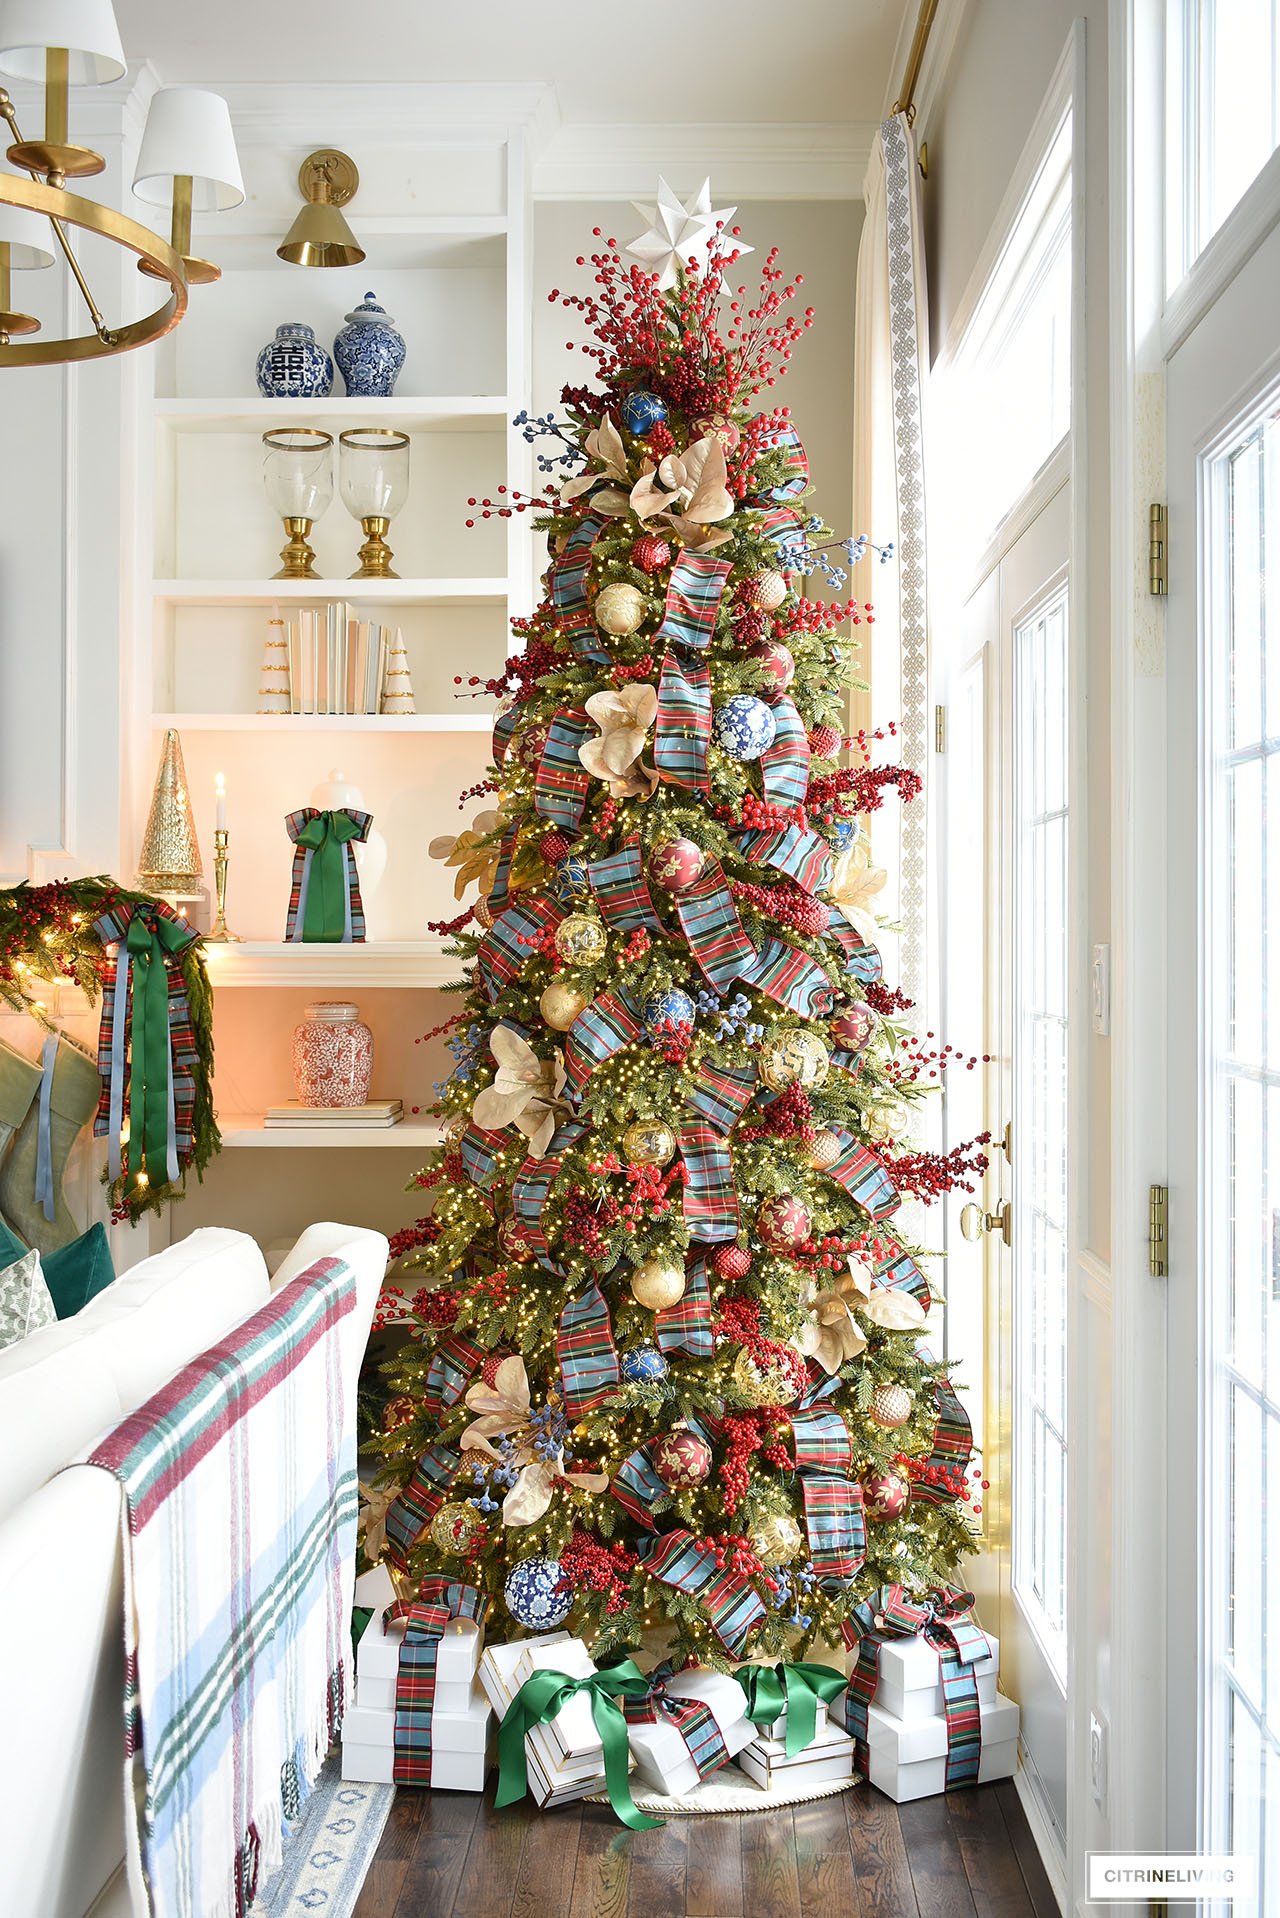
[[248, 1752, 393, 1917], [587, 1767, 862, 1814]]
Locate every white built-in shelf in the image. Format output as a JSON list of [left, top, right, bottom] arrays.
[[203, 940, 464, 988], [152, 578, 507, 606], [153, 397, 511, 433], [219, 1114, 444, 1150], [152, 712, 494, 733]]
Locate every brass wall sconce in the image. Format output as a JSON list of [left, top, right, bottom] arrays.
[[278, 149, 365, 268]]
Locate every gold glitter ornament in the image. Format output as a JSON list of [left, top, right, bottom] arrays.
[[759, 1027, 830, 1092], [869, 1382, 914, 1430], [749, 1513, 805, 1567], [593, 580, 647, 636], [443, 1113, 468, 1147], [864, 1102, 908, 1142], [623, 1119, 677, 1167], [540, 980, 589, 1030], [429, 1500, 487, 1555], [629, 1258, 686, 1310], [807, 1127, 843, 1170], [554, 914, 609, 965], [473, 896, 494, 929], [732, 1345, 804, 1407]]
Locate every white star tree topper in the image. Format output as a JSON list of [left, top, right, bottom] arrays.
[[625, 176, 753, 290]]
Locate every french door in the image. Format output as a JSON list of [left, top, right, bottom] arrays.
[[1166, 201, 1280, 1902], [941, 471, 1072, 1865]]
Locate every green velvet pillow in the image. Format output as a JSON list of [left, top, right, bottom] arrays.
[[0, 1218, 25, 1270], [41, 1222, 115, 1319]]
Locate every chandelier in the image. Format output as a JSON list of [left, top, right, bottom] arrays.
[[0, 1, 243, 365]]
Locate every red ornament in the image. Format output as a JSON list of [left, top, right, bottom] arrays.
[[519, 723, 550, 769], [694, 413, 741, 452], [747, 638, 796, 699], [808, 724, 842, 759], [650, 836, 705, 893], [714, 1243, 753, 1280], [789, 894, 830, 936], [756, 1193, 812, 1250], [540, 829, 571, 867], [631, 533, 672, 575], [831, 1003, 876, 1052], [651, 1427, 713, 1488], [861, 1467, 911, 1521], [499, 1218, 534, 1263], [481, 1351, 514, 1388]]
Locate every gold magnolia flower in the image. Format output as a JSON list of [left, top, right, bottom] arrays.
[[858, 1283, 929, 1331], [460, 1356, 608, 1527], [579, 685, 660, 800], [470, 1026, 568, 1159], [795, 1257, 874, 1374], [428, 807, 503, 900], [828, 841, 889, 944], [560, 415, 632, 516], [357, 1478, 397, 1562], [629, 435, 735, 550]]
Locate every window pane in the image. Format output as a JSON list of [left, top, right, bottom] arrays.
[[1169, 0, 1280, 284]]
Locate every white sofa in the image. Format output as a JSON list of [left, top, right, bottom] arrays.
[[0, 1220, 388, 1918]]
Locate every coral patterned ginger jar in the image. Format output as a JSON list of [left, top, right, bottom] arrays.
[[333, 291, 406, 397], [291, 1001, 374, 1107], [256, 322, 334, 398]]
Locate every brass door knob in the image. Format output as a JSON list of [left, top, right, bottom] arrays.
[[959, 1199, 1013, 1247]]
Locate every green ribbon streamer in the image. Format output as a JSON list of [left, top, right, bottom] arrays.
[[734, 1660, 849, 1758], [494, 1658, 663, 1830], [125, 910, 188, 1188], [296, 810, 362, 943]]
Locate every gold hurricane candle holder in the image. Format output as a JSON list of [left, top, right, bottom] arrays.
[[339, 427, 409, 579], [262, 427, 334, 580], [206, 828, 241, 942]]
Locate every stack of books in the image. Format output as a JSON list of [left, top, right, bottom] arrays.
[[275, 604, 415, 715], [264, 1099, 403, 1129]]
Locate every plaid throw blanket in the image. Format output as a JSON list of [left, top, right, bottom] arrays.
[[85, 1256, 358, 1918]]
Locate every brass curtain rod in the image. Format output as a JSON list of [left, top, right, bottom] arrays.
[[891, 0, 941, 120]]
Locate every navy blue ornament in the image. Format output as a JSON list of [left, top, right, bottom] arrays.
[[830, 817, 856, 852], [620, 389, 668, 437], [621, 1344, 669, 1384], [712, 694, 777, 762], [555, 852, 591, 902], [503, 1555, 573, 1629], [644, 987, 697, 1031]]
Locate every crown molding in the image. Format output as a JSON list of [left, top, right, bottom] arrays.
[[534, 122, 875, 201], [209, 81, 559, 147]]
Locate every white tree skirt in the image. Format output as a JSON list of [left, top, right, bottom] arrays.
[[588, 1766, 862, 1816]]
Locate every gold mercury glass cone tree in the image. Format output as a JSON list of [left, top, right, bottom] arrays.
[[137, 728, 204, 895]]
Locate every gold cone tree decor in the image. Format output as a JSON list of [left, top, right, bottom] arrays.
[[137, 728, 204, 898]]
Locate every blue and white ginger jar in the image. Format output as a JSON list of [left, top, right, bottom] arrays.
[[333, 290, 406, 397], [255, 322, 334, 399]]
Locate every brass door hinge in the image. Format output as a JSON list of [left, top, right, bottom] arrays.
[[1149, 1183, 1169, 1276], [935, 703, 946, 752], [1149, 504, 1168, 596]]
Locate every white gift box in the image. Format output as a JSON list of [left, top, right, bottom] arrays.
[[864, 1693, 1019, 1803], [514, 1639, 604, 1763], [871, 1631, 1000, 1723], [478, 1634, 611, 1807], [737, 1717, 856, 1791], [627, 1670, 757, 1798], [753, 1698, 830, 1745], [357, 1603, 483, 1715], [339, 1683, 493, 1790], [353, 1563, 398, 1612]]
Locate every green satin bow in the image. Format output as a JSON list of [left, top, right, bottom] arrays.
[[494, 1657, 662, 1830], [125, 909, 189, 1188], [734, 1659, 849, 1757], [296, 810, 362, 943]]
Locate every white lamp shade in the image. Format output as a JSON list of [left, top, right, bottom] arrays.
[[0, 198, 54, 267], [133, 88, 244, 212], [0, 0, 126, 84]]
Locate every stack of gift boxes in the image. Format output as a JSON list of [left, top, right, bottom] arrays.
[[857, 1626, 1018, 1802]]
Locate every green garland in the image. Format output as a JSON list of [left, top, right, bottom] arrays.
[[0, 877, 221, 1223]]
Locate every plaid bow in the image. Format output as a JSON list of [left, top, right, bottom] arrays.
[[840, 1584, 990, 1788], [620, 1665, 734, 1782], [388, 1578, 489, 1786]]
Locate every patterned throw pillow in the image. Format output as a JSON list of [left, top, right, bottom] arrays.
[[0, 1246, 56, 1351]]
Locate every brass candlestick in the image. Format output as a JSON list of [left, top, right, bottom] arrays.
[[206, 828, 241, 942], [352, 514, 397, 579], [275, 515, 321, 579]]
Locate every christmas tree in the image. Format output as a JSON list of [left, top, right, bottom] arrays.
[[374, 182, 987, 1667]]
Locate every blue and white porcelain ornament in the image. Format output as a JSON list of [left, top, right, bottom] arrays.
[[503, 1555, 573, 1629], [554, 852, 591, 902], [333, 290, 406, 398], [256, 322, 334, 398], [621, 1344, 669, 1384], [643, 986, 697, 1032], [619, 388, 668, 437], [712, 693, 777, 761], [830, 816, 857, 853]]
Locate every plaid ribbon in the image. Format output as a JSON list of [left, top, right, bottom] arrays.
[[459, 1121, 510, 1189], [621, 1671, 733, 1782], [284, 807, 370, 942], [424, 1331, 486, 1421], [839, 1586, 990, 1788], [910, 1359, 975, 1507], [547, 514, 612, 664], [389, 1578, 488, 1787], [819, 1127, 900, 1219], [535, 708, 593, 832], [642, 1529, 767, 1657], [760, 421, 811, 501], [557, 1280, 619, 1418], [384, 1443, 460, 1566], [654, 1251, 714, 1358], [741, 937, 837, 1018], [790, 1404, 865, 1581], [737, 823, 833, 896], [684, 1058, 756, 1134], [751, 501, 806, 558], [92, 900, 201, 1174], [879, 1245, 932, 1308], [610, 1441, 668, 1528], [511, 1118, 588, 1271], [476, 896, 565, 1002], [564, 985, 644, 1099], [492, 703, 520, 768], [486, 821, 521, 914], [656, 550, 734, 651], [587, 836, 664, 933], [674, 858, 759, 992], [827, 906, 885, 984], [759, 695, 811, 809], [655, 648, 712, 792], [679, 1120, 739, 1242]]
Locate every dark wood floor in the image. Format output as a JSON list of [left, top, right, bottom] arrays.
[[354, 1777, 1058, 1918]]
